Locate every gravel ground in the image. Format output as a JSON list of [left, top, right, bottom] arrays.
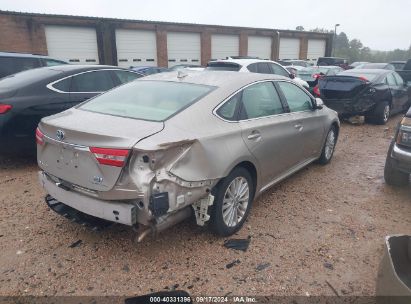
[[0, 115, 410, 298]]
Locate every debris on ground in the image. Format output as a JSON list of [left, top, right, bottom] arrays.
[[323, 262, 334, 270], [256, 262, 270, 271], [347, 115, 364, 125], [223, 237, 251, 252], [68, 240, 82, 248], [325, 280, 340, 297], [226, 259, 241, 269]]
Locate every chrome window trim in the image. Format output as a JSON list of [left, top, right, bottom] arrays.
[[213, 79, 311, 123], [46, 69, 141, 94]]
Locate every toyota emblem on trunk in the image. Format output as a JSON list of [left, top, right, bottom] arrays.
[[56, 130, 65, 141]]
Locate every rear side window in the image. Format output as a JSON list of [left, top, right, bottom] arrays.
[[71, 71, 114, 92], [52, 77, 72, 92], [80, 81, 214, 121], [216, 92, 241, 121], [240, 82, 284, 119], [113, 70, 143, 84], [247, 63, 258, 73], [206, 62, 242, 71], [257, 63, 271, 74], [278, 81, 313, 112], [0, 57, 40, 78], [269, 63, 289, 77]]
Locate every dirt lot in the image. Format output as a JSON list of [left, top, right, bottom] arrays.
[[0, 115, 410, 298]]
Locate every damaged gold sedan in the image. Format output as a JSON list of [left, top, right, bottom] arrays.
[[37, 71, 339, 240]]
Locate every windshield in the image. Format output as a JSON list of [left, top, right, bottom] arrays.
[[79, 80, 215, 122]]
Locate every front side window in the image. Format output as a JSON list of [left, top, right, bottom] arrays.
[[240, 82, 284, 119], [385, 74, 397, 86], [257, 63, 271, 74], [277, 81, 313, 112], [71, 71, 114, 92], [392, 73, 404, 86], [80, 81, 214, 121], [269, 63, 289, 77]]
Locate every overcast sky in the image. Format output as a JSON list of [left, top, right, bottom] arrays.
[[1, 0, 410, 51]]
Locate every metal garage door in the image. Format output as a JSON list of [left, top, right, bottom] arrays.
[[167, 32, 201, 67], [116, 29, 157, 67], [307, 39, 326, 62], [248, 36, 272, 60], [279, 38, 300, 60], [211, 34, 239, 61], [44, 26, 99, 64]]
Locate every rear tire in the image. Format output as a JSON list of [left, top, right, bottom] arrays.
[[209, 167, 254, 237], [384, 143, 409, 186], [366, 102, 390, 125], [318, 126, 337, 165]]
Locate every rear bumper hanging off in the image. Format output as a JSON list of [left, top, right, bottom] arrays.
[[39, 171, 137, 226]]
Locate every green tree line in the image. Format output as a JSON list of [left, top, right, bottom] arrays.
[[297, 26, 411, 63], [334, 32, 411, 63]]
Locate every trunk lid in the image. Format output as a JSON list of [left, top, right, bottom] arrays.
[[38, 108, 164, 191], [319, 76, 370, 99]]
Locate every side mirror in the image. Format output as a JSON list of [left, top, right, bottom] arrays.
[[314, 97, 324, 109], [289, 73, 295, 79]]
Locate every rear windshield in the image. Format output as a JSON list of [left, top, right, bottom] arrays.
[[79, 80, 215, 122], [206, 62, 242, 71], [338, 71, 380, 82]]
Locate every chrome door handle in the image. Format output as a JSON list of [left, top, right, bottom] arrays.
[[247, 132, 261, 140]]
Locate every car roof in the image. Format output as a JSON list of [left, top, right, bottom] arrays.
[[389, 61, 406, 63], [341, 68, 391, 74], [0, 51, 62, 60], [141, 70, 289, 88]]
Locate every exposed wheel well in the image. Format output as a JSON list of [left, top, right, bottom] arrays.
[[233, 161, 257, 194], [331, 121, 340, 138]]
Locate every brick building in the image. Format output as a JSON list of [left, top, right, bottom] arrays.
[[0, 10, 333, 67]]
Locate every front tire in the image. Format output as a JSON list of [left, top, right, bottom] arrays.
[[384, 143, 409, 186], [209, 167, 254, 236], [318, 126, 337, 165]]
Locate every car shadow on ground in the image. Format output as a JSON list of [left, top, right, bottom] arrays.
[[0, 153, 37, 170]]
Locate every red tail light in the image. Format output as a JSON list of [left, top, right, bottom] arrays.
[[313, 85, 321, 97], [90, 147, 130, 167], [35, 128, 45, 146], [359, 76, 368, 82], [313, 74, 321, 79], [0, 104, 12, 114]]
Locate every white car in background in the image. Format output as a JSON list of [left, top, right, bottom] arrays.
[[206, 58, 309, 89]]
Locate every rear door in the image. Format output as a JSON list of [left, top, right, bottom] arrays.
[[69, 70, 116, 106], [238, 81, 302, 186], [276, 81, 326, 161]]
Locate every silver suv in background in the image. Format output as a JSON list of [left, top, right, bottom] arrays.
[[0, 52, 68, 78], [206, 58, 310, 89]]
